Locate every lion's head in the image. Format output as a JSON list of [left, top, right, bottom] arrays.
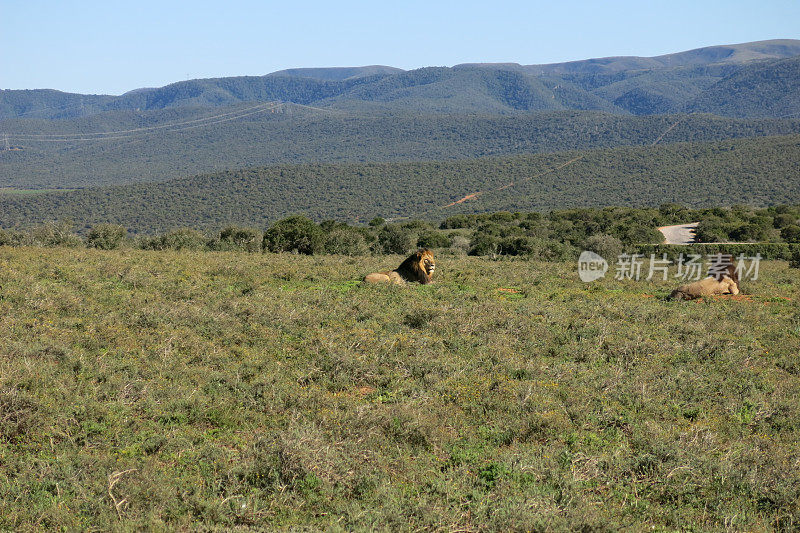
[[396, 249, 435, 284], [708, 254, 739, 289]]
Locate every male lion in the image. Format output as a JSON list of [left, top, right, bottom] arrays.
[[668, 255, 740, 300], [364, 249, 435, 285]]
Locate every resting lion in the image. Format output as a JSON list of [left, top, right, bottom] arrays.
[[668, 256, 740, 300], [364, 249, 435, 285]]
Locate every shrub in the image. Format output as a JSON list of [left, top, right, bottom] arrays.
[[729, 223, 770, 242], [468, 233, 500, 256], [489, 211, 515, 223], [549, 219, 582, 244], [323, 228, 370, 256], [263, 216, 323, 255], [213, 226, 262, 252], [473, 223, 524, 239], [449, 235, 471, 255], [773, 213, 797, 229], [658, 202, 689, 221], [86, 224, 127, 250], [695, 219, 729, 243], [613, 223, 663, 245], [399, 220, 434, 233], [417, 231, 451, 249], [368, 217, 385, 227], [440, 215, 478, 229], [539, 240, 578, 261], [28, 221, 82, 248], [518, 217, 547, 235], [0, 229, 24, 247], [583, 234, 623, 261], [376, 225, 414, 255], [790, 247, 800, 268], [319, 220, 344, 232], [497, 236, 535, 256], [636, 243, 794, 261], [141, 228, 209, 251], [781, 225, 800, 243]]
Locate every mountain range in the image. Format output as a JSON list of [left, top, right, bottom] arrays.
[[2, 39, 799, 119]]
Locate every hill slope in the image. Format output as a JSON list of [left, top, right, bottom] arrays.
[[1, 134, 798, 233], [3, 107, 800, 189], [686, 56, 800, 117], [520, 39, 800, 75]]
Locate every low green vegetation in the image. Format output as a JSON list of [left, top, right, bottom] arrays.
[[3, 205, 800, 263], [696, 204, 800, 243], [0, 247, 798, 530]]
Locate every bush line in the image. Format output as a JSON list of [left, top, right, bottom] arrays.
[[2, 205, 800, 264]]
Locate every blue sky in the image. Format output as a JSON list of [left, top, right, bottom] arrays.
[[2, 0, 799, 95]]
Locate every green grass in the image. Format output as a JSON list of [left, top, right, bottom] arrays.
[[1, 247, 798, 530]]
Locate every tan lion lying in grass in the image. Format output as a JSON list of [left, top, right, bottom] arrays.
[[364, 249, 435, 285], [668, 256, 740, 300]]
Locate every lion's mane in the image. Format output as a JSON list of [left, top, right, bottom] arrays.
[[364, 249, 435, 285]]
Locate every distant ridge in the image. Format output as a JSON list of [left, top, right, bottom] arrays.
[[515, 39, 800, 75], [267, 65, 404, 81], [2, 39, 799, 119]]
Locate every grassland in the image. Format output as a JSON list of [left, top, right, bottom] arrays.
[[1, 247, 798, 530]]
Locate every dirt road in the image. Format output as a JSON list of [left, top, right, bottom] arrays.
[[658, 222, 698, 244]]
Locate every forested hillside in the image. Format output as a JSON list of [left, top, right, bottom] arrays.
[[686, 56, 800, 117], [2, 108, 799, 188], [1, 134, 797, 234]]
